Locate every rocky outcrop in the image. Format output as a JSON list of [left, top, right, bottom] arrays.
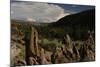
[[79, 31, 95, 61], [51, 31, 95, 63], [51, 34, 80, 63], [11, 22, 25, 66], [25, 27, 39, 65], [25, 27, 52, 65], [11, 21, 95, 66]]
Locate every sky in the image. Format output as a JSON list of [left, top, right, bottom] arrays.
[[11, 1, 95, 23]]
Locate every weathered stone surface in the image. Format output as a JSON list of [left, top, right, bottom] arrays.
[[79, 31, 95, 62], [29, 57, 39, 65], [25, 27, 39, 65], [40, 48, 49, 64], [11, 22, 95, 66]]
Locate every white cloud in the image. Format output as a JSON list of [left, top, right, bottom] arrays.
[[56, 13, 70, 20], [26, 17, 36, 22], [11, 2, 70, 22]]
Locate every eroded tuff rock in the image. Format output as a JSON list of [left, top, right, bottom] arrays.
[[51, 32, 95, 63], [79, 31, 95, 62], [11, 22, 25, 66], [11, 22, 95, 66]]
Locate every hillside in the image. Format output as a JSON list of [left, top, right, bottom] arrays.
[[50, 9, 95, 30], [36, 9, 95, 40]]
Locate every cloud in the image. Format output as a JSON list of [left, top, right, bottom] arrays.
[[56, 13, 70, 20], [11, 2, 70, 22]]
